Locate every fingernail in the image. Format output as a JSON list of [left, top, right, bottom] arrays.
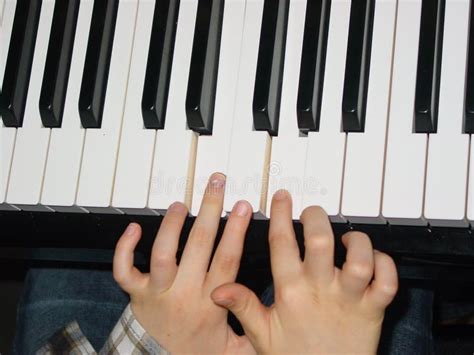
[[234, 200, 249, 217], [169, 201, 186, 213], [210, 173, 226, 189], [125, 223, 137, 236], [274, 189, 289, 201]]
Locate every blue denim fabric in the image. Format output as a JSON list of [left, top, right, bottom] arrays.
[[12, 268, 129, 355], [379, 286, 434, 355], [13, 269, 434, 355]]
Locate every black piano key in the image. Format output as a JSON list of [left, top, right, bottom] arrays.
[[39, 0, 80, 128], [0, 0, 42, 127], [341, 0, 375, 133], [141, 0, 180, 129], [413, 0, 445, 134], [185, 0, 224, 135], [253, 0, 290, 136], [464, 0, 474, 133], [296, 0, 331, 132], [78, 0, 119, 129]]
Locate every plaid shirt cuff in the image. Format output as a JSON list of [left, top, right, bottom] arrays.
[[37, 304, 169, 355]]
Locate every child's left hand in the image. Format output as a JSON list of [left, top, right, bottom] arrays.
[[113, 173, 256, 354]]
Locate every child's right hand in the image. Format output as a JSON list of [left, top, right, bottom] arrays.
[[211, 190, 399, 355]]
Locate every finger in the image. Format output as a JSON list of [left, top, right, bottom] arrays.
[[269, 190, 302, 287], [366, 250, 398, 309], [339, 232, 375, 299], [113, 223, 147, 294], [211, 283, 269, 343], [176, 173, 226, 286], [300, 206, 335, 285], [206, 200, 251, 292], [150, 202, 188, 289]]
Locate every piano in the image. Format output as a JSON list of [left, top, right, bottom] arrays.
[[1, 0, 474, 281]]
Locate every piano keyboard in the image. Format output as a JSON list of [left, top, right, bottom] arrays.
[[1, 0, 474, 229]]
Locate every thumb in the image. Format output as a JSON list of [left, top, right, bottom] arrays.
[[211, 283, 269, 340]]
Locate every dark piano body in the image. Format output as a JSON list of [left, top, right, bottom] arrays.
[[1, 210, 474, 283]]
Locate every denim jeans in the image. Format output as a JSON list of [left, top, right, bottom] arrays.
[[13, 268, 434, 355], [13, 268, 129, 354]]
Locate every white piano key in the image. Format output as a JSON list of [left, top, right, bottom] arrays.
[[148, 0, 202, 213], [76, 0, 138, 213], [113, 0, 196, 214], [1, 0, 4, 24], [0, 0, 17, 210], [6, 0, 55, 211], [41, 0, 93, 212], [301, 0, 350, 222], [190, 0, 245, 216], [266, 0, 307, 219], [425, 0, 469, 227], [382, 0, 427, 225], [341, 0, 396, 224], [224, 0, 271, 216]]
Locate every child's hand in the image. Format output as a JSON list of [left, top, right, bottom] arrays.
[[113, 173, 255, 354], [211, 190, 398, 355]]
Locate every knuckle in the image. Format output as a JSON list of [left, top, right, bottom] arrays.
[[151, 252, 175, 270], [304, 233, 333, 253], [379, 282, 398, 298], [276, 284, 300, 303], [345, 261, 374, 281], [376, 251, 395, 266]]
